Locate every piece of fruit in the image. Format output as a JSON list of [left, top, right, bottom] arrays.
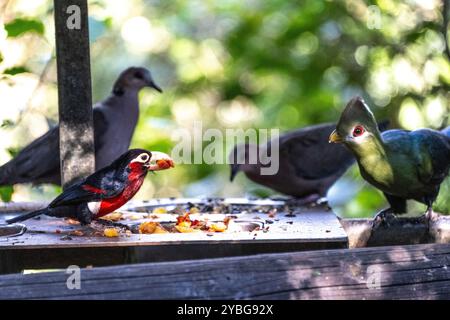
[[175, 225, 201, 233], [156, 159, 175, 169], [178, 221, 192, 228], [152, 207, 167, 214], [153, 225, 169, 234], [209, 222, 227, 233], [139, 221, 169, 234], [189, 207, 200, 214], [69, 230, 84, 236], [100, 212, 123, 221], [104, 228, 119, 237]]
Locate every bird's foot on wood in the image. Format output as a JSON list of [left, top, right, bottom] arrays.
[[419, 208, 440, 226], [371, 208, 396, 230]]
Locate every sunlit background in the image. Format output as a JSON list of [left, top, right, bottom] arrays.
[[0, 0, 448, 217]]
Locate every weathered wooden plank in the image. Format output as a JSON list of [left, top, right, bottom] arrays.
[[54, 0, 95, 187], [0, 243, 449, 300], [0, 203, 347, 250], [341, 216, 450, 248]]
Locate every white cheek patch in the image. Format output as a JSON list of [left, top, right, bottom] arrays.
[[131, 153, 150, 164], [352, 131, 370, 144], [87, 202, 101, 215]]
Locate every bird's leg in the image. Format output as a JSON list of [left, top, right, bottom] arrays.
[[419, 200, 440, 225], [372, 207, 396, 230], [372, 193, 406, 230]]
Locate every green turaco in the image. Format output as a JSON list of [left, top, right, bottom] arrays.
[[329, 97, 450, 227]]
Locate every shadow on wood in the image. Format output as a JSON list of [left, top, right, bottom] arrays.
[[341, 216, 450, 248], [0, 243, 449, 299]]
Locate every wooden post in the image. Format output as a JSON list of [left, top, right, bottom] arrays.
[[54, 0, 95, 188]]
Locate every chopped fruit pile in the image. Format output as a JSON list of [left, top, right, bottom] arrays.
[[174, 212, 229, 233]]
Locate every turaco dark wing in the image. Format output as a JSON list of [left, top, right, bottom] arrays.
[[48, 165, 128, 208], [279, 123, 355, 180], [411, 129, 450, 185]]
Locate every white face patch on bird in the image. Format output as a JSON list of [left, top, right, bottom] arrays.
[[130, 152, 152, 164]]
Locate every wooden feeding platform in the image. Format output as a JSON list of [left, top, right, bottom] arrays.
[[1, 242, 450, 299], [0, 198, 347, 274]]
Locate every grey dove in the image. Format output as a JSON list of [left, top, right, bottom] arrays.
[[0, 67, 161, 186]]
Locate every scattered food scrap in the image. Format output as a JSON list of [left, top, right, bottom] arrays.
[[100, 212, 123, 222], [104, 228, 119, 237], [139, 221, 169, 234]]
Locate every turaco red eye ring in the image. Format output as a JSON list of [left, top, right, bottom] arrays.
[[352, 125, 365, 137]]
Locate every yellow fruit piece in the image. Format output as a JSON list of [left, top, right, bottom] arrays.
[[209, 222, 227, 233], [175, 225, 200, 233], [178, 221, 192, 228], [139, 221, 157, 234], [104, 228, 119, 237], [152, 207, 167, 214], [153, 225, 169, 234], [189, 207, 200, 214], [101, 212, 123, 222], [139, 222, 169, 234]]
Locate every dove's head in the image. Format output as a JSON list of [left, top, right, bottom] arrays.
[[112, 67, 162, 96]]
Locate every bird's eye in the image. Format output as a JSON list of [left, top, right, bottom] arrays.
[[134, 72, 143, 79], [141, 154, 149, 162], [352, 125, 365, 137]]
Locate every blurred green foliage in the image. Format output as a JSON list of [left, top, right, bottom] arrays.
[[0, 0, 448, 216], [4, 17, 44, 37]]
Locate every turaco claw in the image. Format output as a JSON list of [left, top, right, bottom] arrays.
[[371, 208, 396, 230]]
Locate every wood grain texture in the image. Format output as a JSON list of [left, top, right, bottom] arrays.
[[1, 243, 449, 300], [341, 216, 450, 248], [54, 0, 95, 187]]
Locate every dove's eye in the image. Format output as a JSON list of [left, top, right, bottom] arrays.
[[352, 125, 365, 137], [134, 72, 144, 79]]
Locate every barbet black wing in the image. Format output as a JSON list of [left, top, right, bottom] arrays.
[[48, 166, 128, 208]]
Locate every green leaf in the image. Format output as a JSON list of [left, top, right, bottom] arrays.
[[5, 18, 44, 38], [6, 147, 20, 158], [1, 119, 15, 128], [0, 186, 13, 202], [3, 66, 30, 75]]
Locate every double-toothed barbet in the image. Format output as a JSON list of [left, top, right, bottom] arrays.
[[6, 149, 174, 225], [0, 67, 162, 186], [229, 122, 388, 202], [329, 97, 450, 227]]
